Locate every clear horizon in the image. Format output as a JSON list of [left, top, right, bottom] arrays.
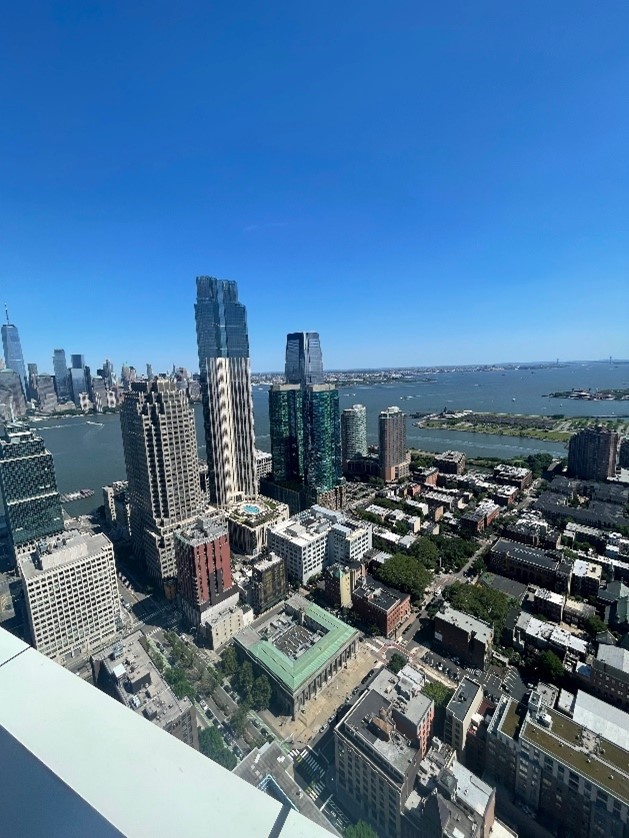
[[2, 3, 628, 373]]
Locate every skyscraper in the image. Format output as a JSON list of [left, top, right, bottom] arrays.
[[0, 369, 27, 420], [568, 426, 619, 481], [27, 363, 38, 401], [267, 334, 342, 509], [1, 309, 27, 398], [341, 404, 368, 464], [53, 349, 70, 400], [305, 384, 342, 493], [379, 406, 410, 482], [285, 332, 324, 386], [269, 383, 305, 483], [195, 276, 257, 507], [120, 379, 204, 591], [69, 354, 87, 405], [0, 424, 64, 555]]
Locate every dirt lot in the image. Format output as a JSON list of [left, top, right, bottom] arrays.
[[261, 643, 381, 749]]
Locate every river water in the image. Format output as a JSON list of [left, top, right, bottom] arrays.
[[33, 361, 628, 515]]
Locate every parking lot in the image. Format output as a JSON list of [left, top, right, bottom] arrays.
[[421, 647, 528, 703]]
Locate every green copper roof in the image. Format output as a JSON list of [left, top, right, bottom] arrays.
[[241, 602, 358, 694]]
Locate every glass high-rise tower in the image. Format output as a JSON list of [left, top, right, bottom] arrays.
[[0, 425, 64, 553], [285, 332, 324, 386], [195, 276, 257, 507], [305, 384, 342, 493], [52, 349, 70, 401], [268, 332, 342, 504], [1, 310, 27, 398], [341, 404, 368, 463], [269, 384, 305, 483]]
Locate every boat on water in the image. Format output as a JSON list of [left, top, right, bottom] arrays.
[[86, 420, 104, 427], [60, 488, 95, 503]]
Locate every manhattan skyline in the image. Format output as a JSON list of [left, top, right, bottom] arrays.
[[1, 3, 628, 372]]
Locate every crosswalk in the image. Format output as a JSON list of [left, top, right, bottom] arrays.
[[290, 748, 327, 801], [305, 780, 325, 801]]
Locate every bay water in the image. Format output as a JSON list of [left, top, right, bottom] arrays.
[[34, 361, 628, 515]]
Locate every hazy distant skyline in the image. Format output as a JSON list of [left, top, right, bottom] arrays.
[[2, 3, 628, 373]]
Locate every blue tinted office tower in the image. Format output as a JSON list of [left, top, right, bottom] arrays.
[[195, 276, 257, 506], [285, 332, 324, 386], [1, 309, 27, 398], [0, 424, 64, 555], [53, 349, 70, 400]]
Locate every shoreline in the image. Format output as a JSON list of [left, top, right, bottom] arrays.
[[413, 411, 629, 445]]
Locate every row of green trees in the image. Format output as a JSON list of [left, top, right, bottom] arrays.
[[442, 581, 515, 635], [219, 647, 273, 736], [198, 726, 236, 770]]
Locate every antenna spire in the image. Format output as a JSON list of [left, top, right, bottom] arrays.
[[4, 305, 9, 325]]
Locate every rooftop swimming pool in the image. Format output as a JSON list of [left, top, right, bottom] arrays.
[[242, 503, 262, 515]]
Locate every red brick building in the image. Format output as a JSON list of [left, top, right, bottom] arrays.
[[351, 576, 411, 638], [175, 516, 239, 627]]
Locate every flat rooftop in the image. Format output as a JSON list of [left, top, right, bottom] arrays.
[[234, 742, 338, 835], [450, 761, 493, 817], [253, 552, 284, 573], [19, 531, 112, 580], [447, 677, 483, 722], [436, 606, 493, 644], [352, 576, 407, 612], [571, 690, 629, 752], [235, 595, 358, 694], [522, 707, 629, 805], [596, 645, 629, 674], [269, 506, 344, 546], [176, 515, 227, 546], [492, 538, 558, 570], [341, 688, 418, 779], [370, 666, 433, 726], [94, 631, 192, 729], [479, 572, 527, 602]]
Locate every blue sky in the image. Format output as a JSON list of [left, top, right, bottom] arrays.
[[1, 1, 628, 373]]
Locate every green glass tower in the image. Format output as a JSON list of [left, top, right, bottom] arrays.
[[0, 425, 64, 552], [269, 384, 305, 483], [305, 384, 342, 493]]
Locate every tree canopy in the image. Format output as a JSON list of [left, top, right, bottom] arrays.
[[374, 554, 431, 602], [199, 726, 236, 770], [421, 681, 454, 709], [251, 675, 272, 711], [344, 821, 378, 838], [221, 645, 238, 677], [409, 537, 439, 569], [164, 665, 194, 701], [388, 653, 408, 674], [537, 650, 565, 682], [584, 614, 607, 638], [443, 582, 514, 634]]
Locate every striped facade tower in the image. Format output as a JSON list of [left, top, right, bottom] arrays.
[[195, 277, 257, 507]]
